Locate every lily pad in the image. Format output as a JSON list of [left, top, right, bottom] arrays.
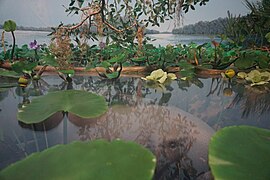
[[0, 68, 21, 78], [237, 70, 270, 86], [0, 83, 17, 88], [209, 125, 270, 180], [18, 90, 108, 124], [3, 20, 16, 32], [0, 140, 156, 180]]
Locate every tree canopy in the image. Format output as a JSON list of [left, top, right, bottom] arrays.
[[55, 0, 209, 45]]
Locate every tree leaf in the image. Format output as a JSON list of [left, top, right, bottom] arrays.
[[0, 140, 156, 180], [209, 125, 270, 180], [17, 90, 108, 124]]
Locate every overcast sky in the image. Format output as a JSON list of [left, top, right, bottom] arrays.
[[0, 0, 258, 31]]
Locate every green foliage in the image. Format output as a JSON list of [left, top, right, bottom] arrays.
[[62, 0, 209, 46], [235, 50, 270, 70], [178, 60, 195, 80], [11, 61, 38, 75], [224, 0, 270, 47], [17, 90, 108, 124], [266, 32, 270, 43], [3, 20, 17, 60], [209, 125, 270, 180], [0, 68, 21, 78], [3, 20, 16, 32], [0, 140, 156, 180]]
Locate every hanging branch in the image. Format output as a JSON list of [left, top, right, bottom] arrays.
[[64, 8, 101, 31], [103, 20, 138, 33]]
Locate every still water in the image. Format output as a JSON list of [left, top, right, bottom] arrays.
[[1, 30, 218, 47], [1, 75, 270, 179]]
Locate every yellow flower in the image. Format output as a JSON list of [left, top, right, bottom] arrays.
[[224, 69, 235, 79], [141, 69, 177, 83], [18, 76, 29, 87]]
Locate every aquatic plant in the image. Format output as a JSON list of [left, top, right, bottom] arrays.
[[0, 68, 20, 78], [3, 20, 16, 60], [141, 69, 177, 83], [209, 125, 270, 179], [266, 32, 270, 43], [29, 40, 40, 61], [237, 69, 270, 86], [18, 90, 108, 124], [0, 139, 156, 180], [224, 0, 270, 47], [221, 69, 236, 79]]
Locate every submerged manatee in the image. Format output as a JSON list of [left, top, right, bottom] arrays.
[[69, 104, 215, 179]]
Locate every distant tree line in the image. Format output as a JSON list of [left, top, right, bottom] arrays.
[[0, 23, 160, 34], [145, 29, 160, 34], [0, 24, 52, 32], [172, 17, 227, 35]]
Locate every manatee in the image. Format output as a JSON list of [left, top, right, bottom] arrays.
[[69, 103, 215, 179]]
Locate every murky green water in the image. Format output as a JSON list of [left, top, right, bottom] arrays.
[[1, 75, 270, 179]]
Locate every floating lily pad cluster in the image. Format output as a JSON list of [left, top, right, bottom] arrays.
[[0, 140, 156, 180], [141, 69, 177, 83], [18, 90, 108, 124], [237, 70, 270, 86]]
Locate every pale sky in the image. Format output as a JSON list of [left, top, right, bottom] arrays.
[[0, 0, 258, 31]]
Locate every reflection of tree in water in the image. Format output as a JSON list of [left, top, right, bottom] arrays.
[[229, 83, 270, 118], [70, 104, 213, 179], [6, 75, 213, 179], [80, 77, 152, 106]]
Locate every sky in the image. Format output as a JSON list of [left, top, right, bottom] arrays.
[[0, 0, 259, 31]]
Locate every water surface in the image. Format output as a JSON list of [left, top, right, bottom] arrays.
[[1, 75, 270, 179]]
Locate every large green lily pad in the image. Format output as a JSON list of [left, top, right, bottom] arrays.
[[0, 140, 156, 180], [209, 125, 270, 180], [0, 68, 21, 78], [18, 90, 108, 124]]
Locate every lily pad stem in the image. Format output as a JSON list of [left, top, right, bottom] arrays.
[[11, 31, 15, 60]]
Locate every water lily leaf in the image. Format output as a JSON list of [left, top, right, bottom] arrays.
[[17, 90, 108, 124], [260, 71, 270, 82], [0, 140, 156, 180], [237, 72, 247, 79], [105, 71, 119, 79], [58, 69, 75, 76], [3, 20, 16, 32], [234, 55, 255, 70], [11, 61, 38, 74], [243, 70, 270, 86], [250, 81, 269, 86], [167, 73, 177, 80], [209, 125, 270, 180], [0, 68, 21, 78], [266, 32, 270, 43], [0, 83, 17, 88]]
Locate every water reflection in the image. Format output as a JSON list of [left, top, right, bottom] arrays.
[[19, 112, 63, 131], [230, 82, 270, 118], [1, 75, 270, 177], [68, 104, 214, 179]]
